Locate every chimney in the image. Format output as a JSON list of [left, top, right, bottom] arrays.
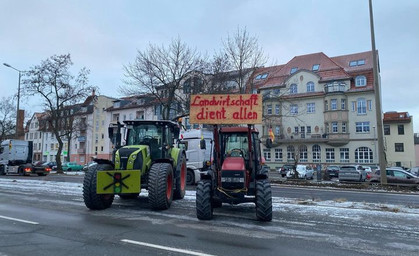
[[17, 109, 25, 140], [92, 89, 96, 96]]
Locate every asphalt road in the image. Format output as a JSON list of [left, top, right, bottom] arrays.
[[0, 174, 419, 256]]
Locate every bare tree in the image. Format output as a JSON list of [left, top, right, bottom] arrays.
[[122, 38, 206, 119], [0, 96, 16, 141], [222, 26, 268, 93], [22, 54, 95, 173]]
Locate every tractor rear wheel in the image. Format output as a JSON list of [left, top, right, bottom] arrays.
[[148, 163, 174, 210], [83, 163, 115, 210], [255, 179, 273, 221], [196, 180, 213, 220], [174, 155, 186, 200]]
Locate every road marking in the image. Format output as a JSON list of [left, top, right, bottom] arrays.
[[121, 239, 216, 256], [0, 215, 39, 225]]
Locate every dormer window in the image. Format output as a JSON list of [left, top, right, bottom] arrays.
[[355, 75, 367, 87], [290, 84, 298, 94], [255, 73, 269, 80], [290, 67, 298, 74], [312, 64, 320, 71], [113, 101, 121, 108], [349, 59, 366, 67]]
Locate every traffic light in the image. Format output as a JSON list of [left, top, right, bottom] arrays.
[[113, 172, 122, 193]]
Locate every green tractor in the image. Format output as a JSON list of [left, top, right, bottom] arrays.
[[83, 120, 187, 210]]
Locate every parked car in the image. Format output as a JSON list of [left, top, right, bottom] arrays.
[[339, 165, 367, 182], [368, 168, 419, 185], [286, 165, 314, 180], [62, 162, 84, 172], [42, 161, 57, 168], [362, 166, 373, 173], [33, 161, 45, 167], [408, 166, 419, 177], [277, 164, 295, 177], [325, 165, 340, 178]]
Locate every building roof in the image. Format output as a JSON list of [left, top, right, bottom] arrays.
[[383, 111, 412, 123], [257, 51, 375, 90]]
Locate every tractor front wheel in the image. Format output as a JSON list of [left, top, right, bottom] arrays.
[[174, 155, 187, 200], [83, 164, 115, 210], [148, 163, 174, 210], [196, 180, 213, 220], [255, 180, 273, 222]]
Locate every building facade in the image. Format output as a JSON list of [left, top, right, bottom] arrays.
[[256, 51, 380, 170], [383, 111, 415, 168]]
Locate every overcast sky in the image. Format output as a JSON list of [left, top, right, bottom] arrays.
[[1, 0, 418, 130]]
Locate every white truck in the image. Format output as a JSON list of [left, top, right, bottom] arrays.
[[179, 129, 212, 185], [0, 140, 50, 176]]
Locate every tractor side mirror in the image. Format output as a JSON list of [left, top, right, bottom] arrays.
[[200, 139, 206, 150], [266, 138, 272, 148], [108, 127, 114, 141]]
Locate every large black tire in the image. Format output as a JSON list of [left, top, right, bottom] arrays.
[[196, 180, 213, 220], [255, 180, 273, 222], [148, 163, 174, 210], [83, 164, 115, 210], [173, 154, 187, 200], [187, 169, 195, 185], [0, 165, 5, 175]]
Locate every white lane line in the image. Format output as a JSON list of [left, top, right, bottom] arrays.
[[0, 215, 39, 225], [121, 239, 216, 256]]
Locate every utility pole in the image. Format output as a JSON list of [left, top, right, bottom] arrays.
[[369, 0, 387, 184]]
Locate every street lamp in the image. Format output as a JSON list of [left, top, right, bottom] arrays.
[[3, 63, 23, 138]]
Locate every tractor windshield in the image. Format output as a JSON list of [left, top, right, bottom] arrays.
[[222, 133, 249, 159], [126, 124, 162, 147]]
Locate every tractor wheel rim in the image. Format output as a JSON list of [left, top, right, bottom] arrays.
[[166, 172, 173, 200], [180, 161, 186, 190]]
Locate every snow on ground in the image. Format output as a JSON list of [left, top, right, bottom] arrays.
[[1, 178, 419, 218]]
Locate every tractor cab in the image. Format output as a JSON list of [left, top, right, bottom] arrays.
[[109, 120, 180, 161]]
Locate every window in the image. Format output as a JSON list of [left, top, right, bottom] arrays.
[[183, 79, 191, 93], [355, 75, 367, 87], [275, 104, 280, 115], [351, 101, 356, 112], [326, 148, 335, 163], [275, 126, 280, 135], [287, 146, 295, 161], [299, 145, 308, 162], [306, 82, 315, 92], [356, 122, 370, 133], [300, 127, 305, 138], [384, 124, 390, 135], [355, 147, 373, 163], [331, 99, 337, 110], [290, 104, 298, 115], [290, 84, 298, 94], [341, 99, 346, 110], [255, 73, 269, 80], [332, 122, 338, 133], [267, 104, 272, 115], [112, 114, 120, 122], [325, 100, 328, 111], [398, 125, 404, 135], [349, 59, 365, 67], [340, 148, 350, 163], [395, 143, 404, 152], [312, 145, 321, 163], [290, 67, 298, 74], [273, 89, 280, 95], [312, 64, 320, 71], [307, 103, 315, 113], [307, 126, 311, 134], [294, 127, 299, 134], [274, 148, 283, 162], [263, 149, 271, 161], [357, 98, 366, 114], [342, 122, 347, 133]]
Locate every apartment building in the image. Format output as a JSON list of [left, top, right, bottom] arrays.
[[383, 111, 415, 168], [256, 51, 380, 170]]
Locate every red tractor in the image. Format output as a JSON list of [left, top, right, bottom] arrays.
[[196, 124, 272, 221]]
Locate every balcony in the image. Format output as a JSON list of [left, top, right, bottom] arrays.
[[324, 82, 346, 93], [325, 133, 350, 146], [262, 133, 328, 147]]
